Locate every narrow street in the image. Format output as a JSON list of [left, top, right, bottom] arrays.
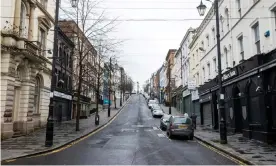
[[5, 95, 237, 165]]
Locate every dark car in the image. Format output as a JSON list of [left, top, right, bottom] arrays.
[[166, 116, 194, 140], [160, 114, 171, 131]]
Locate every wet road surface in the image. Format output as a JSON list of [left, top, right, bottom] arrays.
[[4, 95, 237, 165]]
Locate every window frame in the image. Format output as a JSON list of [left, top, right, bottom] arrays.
[[238, 35, 244, 61], [252, 22, 261, 54]]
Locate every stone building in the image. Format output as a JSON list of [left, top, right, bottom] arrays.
[[1, 0, 55, 138]]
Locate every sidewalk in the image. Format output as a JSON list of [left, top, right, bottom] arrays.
[[1, 97, 131, 161], [160, 105, 183, 116], [160, 105, 276, 165], [195, 126, 276, 165]]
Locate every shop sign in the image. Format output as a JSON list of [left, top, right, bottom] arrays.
[[191, 90, 199, 101], [222, 68, 237, 81], [53, 91, 72, 100], [188, 79, 196, 90], [182, 89, 190, 97]]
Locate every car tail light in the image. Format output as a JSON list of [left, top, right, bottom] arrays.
[[170, 123, 174, 129]]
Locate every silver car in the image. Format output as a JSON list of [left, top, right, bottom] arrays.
[[152, 107, 164, 118], [166, 116, 194, 140]]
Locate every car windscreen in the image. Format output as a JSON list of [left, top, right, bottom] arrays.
[[152, 105, 161, 109], [173, 117, 192, 124]]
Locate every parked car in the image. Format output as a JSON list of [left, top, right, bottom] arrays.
[[152, 109, 164, 118], [166, 116, 194, 140], [150, 104, 161, 112], [160, 114, 171, 131], [148, 100, 157, 109]]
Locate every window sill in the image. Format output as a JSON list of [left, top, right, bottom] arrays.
[[33, 113, 41, 116]]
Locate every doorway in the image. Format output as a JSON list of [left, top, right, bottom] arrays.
[[232, 86, 243, 133], [12, 87, 20, 131]]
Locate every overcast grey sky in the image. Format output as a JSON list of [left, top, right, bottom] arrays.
[[60, 0, 211, 91]]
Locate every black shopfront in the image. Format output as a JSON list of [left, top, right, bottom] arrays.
[[198, 49, 276, 143]]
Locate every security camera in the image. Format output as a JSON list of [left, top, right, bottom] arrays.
[[256, 86, 263, 93]]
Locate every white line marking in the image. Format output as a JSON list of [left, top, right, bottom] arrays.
[[153, 127, 158, 130], [157, 134, 165, 137]]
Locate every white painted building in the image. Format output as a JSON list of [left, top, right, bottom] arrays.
[[1, 0, 55, 138], [191, 0, 276, 86], [180, 28, 196, 87], [173, 49, 182, 88]]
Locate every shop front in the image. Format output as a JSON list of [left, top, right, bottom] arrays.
[[191, 89, 200, 125], [53, 91, 72, 122], [182, 88, 191, 115], [198, 50, 276, 143]]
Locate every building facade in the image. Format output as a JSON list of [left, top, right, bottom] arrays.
[[1, 0, 55, 138], [193, 0, 276, 143], [165, 49, 177, 106], [59, 20, 97, 119], [52, 27, 74, 122]]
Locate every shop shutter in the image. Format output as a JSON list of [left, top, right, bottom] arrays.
[[202, 102, 212, 128]]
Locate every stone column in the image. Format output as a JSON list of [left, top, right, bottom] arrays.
[[13, 0, 22, 33], [28, 4, 36, 41]]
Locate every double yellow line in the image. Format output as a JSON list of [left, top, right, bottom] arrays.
[[197, 140, 248, 165]]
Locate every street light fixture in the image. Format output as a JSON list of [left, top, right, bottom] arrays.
[[71, 0, 78, 8], [197, 0, 227, 144], [197, 0, 207, 16], [45, 0, 77, 147]]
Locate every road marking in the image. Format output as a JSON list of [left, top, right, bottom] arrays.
[[157, 134, 165, 137], [197, 140, 246, 165], [153, 127, 158, 130], [156, 126, 171, 141]]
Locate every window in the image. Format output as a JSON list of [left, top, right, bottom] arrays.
[[34, 76, 41, 113], [224, 48, 228, 68], [213, 58, 217, 72], [19, 2, 27, 36], [196, 73, 199, 86], [225, 8, 230, 30], [206, 35, 209, 46], [238, 35, 244, 60], [237, 0, 241, 18], [202, 67, 205, 83], [252, 22, 261, 54], [207, 63, 210, 78], [220, 15, 224, 34], [41, 0, 47, 8], [212, 28, 216, 43], [273, 10, 276, 29], [38, 28, 46, 56]]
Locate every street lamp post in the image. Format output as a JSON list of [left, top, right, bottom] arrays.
[[108, 57, 112, 117], [45, 0, 77, 147], [197, 0, 227, 144], [120, 67, 123, 107]]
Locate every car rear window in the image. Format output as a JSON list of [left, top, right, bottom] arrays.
[[163, 115, 171, 120], [173, 117, 192, 124]]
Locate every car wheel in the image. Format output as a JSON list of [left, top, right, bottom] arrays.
[[189, 134, 194, 140], [168, 131, 173, 139]]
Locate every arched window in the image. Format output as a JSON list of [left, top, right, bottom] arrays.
[[34, 76, 41, 113], [19, 2, 27, 36]]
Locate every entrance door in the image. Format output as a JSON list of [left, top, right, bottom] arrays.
[[202, 102, 212, 128], [233, 86, 243, 133], [12, 88, 20, 122]]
